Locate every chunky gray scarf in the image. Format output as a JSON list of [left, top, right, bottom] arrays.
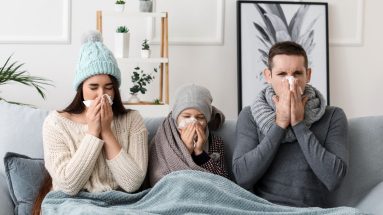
[[250, 84, 326, 143]]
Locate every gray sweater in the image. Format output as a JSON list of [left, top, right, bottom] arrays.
[[232, 106, 348, 207]]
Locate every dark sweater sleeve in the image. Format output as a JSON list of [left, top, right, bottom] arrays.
[[232, 107, 286, 190], [292, 107, 349, 191], [192, 138, 229, 178]]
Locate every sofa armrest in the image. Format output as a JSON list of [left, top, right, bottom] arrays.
[[356, 181, 383, 215], [0, 172, 14, 215]]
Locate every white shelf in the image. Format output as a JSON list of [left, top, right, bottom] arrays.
[[102, 12, 167, 18], [117, 57, 169, 64]]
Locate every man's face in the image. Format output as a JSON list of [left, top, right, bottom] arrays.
[[263, 54, 311, 96]]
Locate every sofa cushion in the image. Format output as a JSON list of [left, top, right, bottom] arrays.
[[4, 152, 48, 215], [0, 101, 49, 172]]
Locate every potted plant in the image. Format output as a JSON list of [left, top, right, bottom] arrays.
[[139, 0, 153, 12], [115, 0, 126, 13], [114, 26, 130, 58], [141, 39, 150, 58], [128, 66, 158, 103], [0, 55, 52, 105]]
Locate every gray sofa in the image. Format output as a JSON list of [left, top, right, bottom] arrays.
[[0, 100, 382, 215]]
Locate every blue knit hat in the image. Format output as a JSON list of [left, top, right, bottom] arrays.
[[73, 30, 121, 90]]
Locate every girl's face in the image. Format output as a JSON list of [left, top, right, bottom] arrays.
[[177, 108, 207, 130], [82, 74, 115, 102]]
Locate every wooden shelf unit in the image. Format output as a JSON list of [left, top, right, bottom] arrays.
[[96, 10, 169, 104]]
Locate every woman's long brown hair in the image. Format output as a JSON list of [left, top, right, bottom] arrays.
[[32, 75, 128, 214]]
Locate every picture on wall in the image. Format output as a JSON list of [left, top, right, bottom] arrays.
[[237, 1, 329, 112]]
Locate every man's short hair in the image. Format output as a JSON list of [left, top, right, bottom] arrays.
[[268, 41, 308, 70]]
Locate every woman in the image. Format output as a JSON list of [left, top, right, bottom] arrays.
[[148, 84, 228, 186], [33, 31, 148, 214]]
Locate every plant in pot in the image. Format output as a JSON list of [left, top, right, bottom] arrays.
[[115, 0, 126, 13], [0, 55, 53, 105], [115, 26, 130, 58], [139, 0, 153, 12], [128, 66, 158, 103], [141, 39, 150, 58]]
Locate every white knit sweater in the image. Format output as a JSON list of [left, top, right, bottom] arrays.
[[43, 110, 148, 195]]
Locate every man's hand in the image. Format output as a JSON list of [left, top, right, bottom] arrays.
[[290, 79, 308, 126], [273, 79, 291, 129]]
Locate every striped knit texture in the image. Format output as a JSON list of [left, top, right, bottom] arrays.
[[43, 110, 148, 195], [250, 84, 326, 142]]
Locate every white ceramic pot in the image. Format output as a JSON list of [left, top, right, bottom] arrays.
[[141, 49, 151, 58], [139, 0, 153, 12], [114, 32, 130, 58], [114, 4, 125, 13], [128, 93, 140, 103]]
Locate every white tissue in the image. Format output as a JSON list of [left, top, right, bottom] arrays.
[[177, 117, 198, 129], [83, 94, 113, 107], [286, 76, 295, 91]]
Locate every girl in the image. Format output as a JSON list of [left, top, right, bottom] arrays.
[[33, 31, 148, 214], [148, 84, 228, 186]]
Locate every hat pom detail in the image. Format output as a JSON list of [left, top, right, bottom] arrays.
[[81, 30, 103, 44]]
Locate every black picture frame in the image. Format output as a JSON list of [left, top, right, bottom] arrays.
[[237, 1, 329, 113]]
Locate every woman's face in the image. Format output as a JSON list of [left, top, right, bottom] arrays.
[[177, 108, 207, 131], [82, 74, 115, 102]]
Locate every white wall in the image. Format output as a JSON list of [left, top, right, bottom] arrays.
[[0, 0, 381, 119]]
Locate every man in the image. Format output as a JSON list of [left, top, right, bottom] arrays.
[[232, 41, 348, 208]]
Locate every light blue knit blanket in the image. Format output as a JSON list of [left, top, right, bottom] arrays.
[[42, 170, 367, 215]]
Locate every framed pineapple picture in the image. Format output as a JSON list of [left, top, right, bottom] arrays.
[[237, 1, 329, 112]]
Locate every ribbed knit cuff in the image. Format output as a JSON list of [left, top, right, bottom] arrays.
[[192, 151, 211, 165]]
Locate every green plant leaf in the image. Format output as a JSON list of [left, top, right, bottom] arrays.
[[0, 55, 53, 104]]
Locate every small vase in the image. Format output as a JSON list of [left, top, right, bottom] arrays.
[[114, 32, 130, 58], [128, 93, 140, 103], [139, 0, 153, 12], [141, 49, 151, 58], [114, 4, 125, 13]]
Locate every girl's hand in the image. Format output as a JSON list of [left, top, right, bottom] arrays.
[[100, 95, 114, 139], [193, 123, 207, 156], [86, 96, 102, 137], [179, 123, 196, 154]]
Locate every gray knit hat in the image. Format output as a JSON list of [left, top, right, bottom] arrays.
[[172, 84, 213, 122], [73, 30, 121, 90]]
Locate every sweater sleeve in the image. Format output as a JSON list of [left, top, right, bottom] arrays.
[[232, 107, 286, 190], [192, 136, 229, 178], [43, 115, 104, 196], [106, 111, 148, 192], [292, 107, 349, 191]]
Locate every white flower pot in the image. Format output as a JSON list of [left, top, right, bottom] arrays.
[[141, 49, 151, 58], [128, 93, 140, 103], [114, 4, 125, 13], [114, 32, 130, 58], [139, 1, 153, 12]]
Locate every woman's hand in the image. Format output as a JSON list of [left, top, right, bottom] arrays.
[[179, 123, 196, 154], [100, 95, 114, 139], [86, 96, 102, 137], [193, 123, 207, 156]]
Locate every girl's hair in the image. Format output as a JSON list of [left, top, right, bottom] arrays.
[[32, 75, 129, 213], [61, 75, 128, 116], [32, 174, 51, 215]]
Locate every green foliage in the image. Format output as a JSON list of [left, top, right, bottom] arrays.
[[141, 39, 150, 50], [153, 98, 161, 105], [129, 67, 158, 95], [115, 0, 125, 4], [0, 55, 53, 105], [116, 26, 129, 33]]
